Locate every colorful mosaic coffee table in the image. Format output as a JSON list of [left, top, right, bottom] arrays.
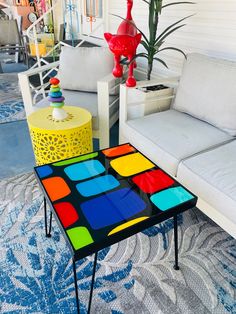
[[34, 143, 197, 313]]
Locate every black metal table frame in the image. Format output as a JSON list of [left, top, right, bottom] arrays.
[[43, 196, 180, 314]]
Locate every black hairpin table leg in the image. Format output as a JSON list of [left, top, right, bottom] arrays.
[[73, 251, 98, 314], [44, 197, 52, 238], [73, 258, 80, 314], [88, 251, 98, 314], [173, 214, 180, 270]]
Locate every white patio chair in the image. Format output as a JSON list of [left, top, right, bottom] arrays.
[[18, 46, 122, 149], [0, 19, 28, 64]]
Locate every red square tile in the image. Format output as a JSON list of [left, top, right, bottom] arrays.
[[132, 169, 174, 194], [54, 202, 79, 228]]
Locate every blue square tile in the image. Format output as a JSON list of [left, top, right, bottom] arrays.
[[36, 165, 53, 178], [76, 175, 119, 197], [150, 186, 194, 211], [64, 160, 105, 181], [81, 188, 146, 229]]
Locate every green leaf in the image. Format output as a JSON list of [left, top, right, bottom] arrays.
[[120, 52, 149, 65], [162, 1, 195, 9], [155, 24, 186, 48], [158, 47, 187, 58], [155, 40, 165, 49], [135, 52, 149, 59], [149, 0, 155, 40], [153, 57, 169, 68], [120, 57, 129, 65], [141, 0, 150, 5], [157, 0, 163, 13], [155, 14, 194, 44], [141, 40, 150, 52]]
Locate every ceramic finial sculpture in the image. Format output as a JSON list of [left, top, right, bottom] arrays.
[[104, 0, 141, 87], [48, 78, 68, 120]]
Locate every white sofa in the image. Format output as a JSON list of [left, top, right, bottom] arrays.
[[119, 53, 236, 239]]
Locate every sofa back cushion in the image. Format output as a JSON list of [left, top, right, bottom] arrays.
[[58, 46, 114, 93], [173, 53, 236, 136]]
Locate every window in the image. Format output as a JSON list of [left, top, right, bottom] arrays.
[[85, 0, 103, 19]]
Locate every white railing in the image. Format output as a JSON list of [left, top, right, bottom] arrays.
[[26, 1, 58, 66], [25, 1, 106, 99], [26, 1, 59, 92]]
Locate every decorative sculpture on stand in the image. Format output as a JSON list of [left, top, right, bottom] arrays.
[[48, 78, 68, 120], [104, 0, 141, 87]]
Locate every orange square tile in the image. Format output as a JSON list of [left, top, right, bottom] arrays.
[[102, 144, 136, 157], [42, 177, 71, 201]]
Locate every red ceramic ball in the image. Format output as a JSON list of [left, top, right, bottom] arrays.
[[50, 77, 60, 85]]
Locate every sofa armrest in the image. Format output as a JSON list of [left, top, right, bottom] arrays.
[[97, 73, 121, 149], [97, 72, 120, 86], [119, 77, 180, 125]]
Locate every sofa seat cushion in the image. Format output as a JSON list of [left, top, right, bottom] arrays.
[[126, 109, 232, 176], [36, 90, 118, 130], [177, 141, 236, 224]]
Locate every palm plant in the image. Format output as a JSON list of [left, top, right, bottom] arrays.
[[120, 0, 194, 80]]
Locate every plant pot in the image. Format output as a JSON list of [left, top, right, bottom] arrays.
[[126, 82, 174, 120]]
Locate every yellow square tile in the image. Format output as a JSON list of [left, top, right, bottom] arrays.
[[110, 152, 155, 177]]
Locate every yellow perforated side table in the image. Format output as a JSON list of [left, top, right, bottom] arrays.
[[27, 106, 93, 165]]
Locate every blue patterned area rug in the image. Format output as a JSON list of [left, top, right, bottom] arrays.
[[0, 74, 26, 123], [0, 172, 235, 314]]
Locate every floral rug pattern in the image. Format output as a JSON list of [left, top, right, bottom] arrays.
[[0, 74, 26, 123], [0, 172, 235, 313]]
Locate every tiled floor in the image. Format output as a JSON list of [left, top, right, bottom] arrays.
[[0, 53, 27, 73], [0, 120, 35, 179]]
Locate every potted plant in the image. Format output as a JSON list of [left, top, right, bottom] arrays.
[[119, 0, 194, 119], [135, 0, 194, 80]]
